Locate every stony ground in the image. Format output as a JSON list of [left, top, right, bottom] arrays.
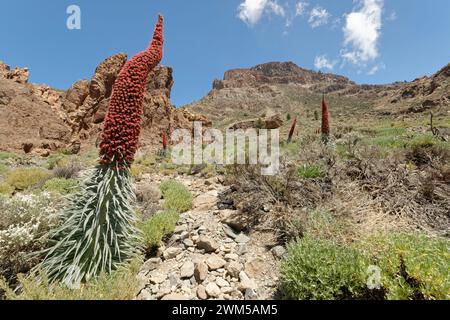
[[136, 174, 284, 301]]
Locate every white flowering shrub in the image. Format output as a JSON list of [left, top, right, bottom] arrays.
[[0, 192, 64, 284]]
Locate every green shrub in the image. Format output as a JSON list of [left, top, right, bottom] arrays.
[[359, 233, 450, 300], [0, 260, 141, 300], [281, 235, 370, 300], [160, 180, 193, 213], [46, 154, 66, 170], [0, 152, 20, 162], [0, 182, 14, 196], [297, 164, 323, 179], [5, 167, 51, 191], [140, 210, 179, 251], [42, 178, 79, 195]]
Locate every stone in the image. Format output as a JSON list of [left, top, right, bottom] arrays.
[[138, 289, 153, 300], [135, 183, 161, 204], [271, 245, 286, 258], [141, 257, 161, 272], [174, 225, 188, 234], [226, 261, 243, 278], [183, 238, 194, 247], [193, 191, 217, 211], [216, 278, 230, 288], [205, 283, 221, 298], [196, 236, 219, 253], [238, 271, 257, 291], [180, 261, 195, 279], [194, 262, 209, 282], [197, 285, 208, 300], [161, 293, 189, 300], [163, 247, 182, 260], [245, 288, 258, 300], [222, 224, 238, 239], [206, 256, 227, 271], [245, 258, 265, 278], [235, 233, 251, 244], [168, 273, 180, 287], [224, 253, 239, 261], [149, 271, 166, 285]]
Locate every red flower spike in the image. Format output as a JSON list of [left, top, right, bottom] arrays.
[[99, 15, 164, 167], [321, 95, 331, 137], [287, 117, 298, 143], [162, 130, 168, 150]]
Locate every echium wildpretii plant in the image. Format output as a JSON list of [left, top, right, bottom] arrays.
[[37, 16, 164, 285], [287, 116, 297, 143], [321, 95, 331, 144]]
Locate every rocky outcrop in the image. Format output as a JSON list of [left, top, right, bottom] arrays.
[[229, 114, 283, 130], [0, 61, 29, 84], [213, 62, 354, 90], [0, 77, 70, 155], [0, 56, 210, 155], [60, 54, 211, 152]]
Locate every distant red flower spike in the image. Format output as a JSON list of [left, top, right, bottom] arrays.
[[287, 117, 298, 143], [321, 95, 331, 139], [162, 130, 168, 150], [99, 15, 164, 167]]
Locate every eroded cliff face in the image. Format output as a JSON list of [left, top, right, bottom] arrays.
[[0, 62, 71, 156], [0, 56, 210, 155]]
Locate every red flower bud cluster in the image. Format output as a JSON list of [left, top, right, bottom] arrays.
[[321, 95, 331, 137], [99, 16, 164, 167]]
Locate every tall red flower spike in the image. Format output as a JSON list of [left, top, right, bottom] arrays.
[[321, 95, 331, 138], [99, 15, 164, 167], [162, 130, 168, 150], [287, 117, 298, 143]]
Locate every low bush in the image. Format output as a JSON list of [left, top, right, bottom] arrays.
[[5, 167, 51, 191], [359, 233, 450, 300], [0, 182, 14, 196], [0, 193, 63, 285], [0, 260, 141, 300], [140, 210, 179, 253], [281, 235, 370, 300], [160, 180, 193, 213], [42, 178, 79, 195], [297, 164, 323, 179]]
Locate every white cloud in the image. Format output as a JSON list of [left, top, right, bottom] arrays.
[[314, 55, 336, 70], [386, 11, 397, 21], [237, 0, 286, 26], [342, 0, 384, 65], [308, 6, 331, 28], [367, 63, 385, 75], [295, 1, 308, 16]]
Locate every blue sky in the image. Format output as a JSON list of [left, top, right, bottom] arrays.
[[1, 0, 449, 106]]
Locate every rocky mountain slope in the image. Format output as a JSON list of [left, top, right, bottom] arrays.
[[186, 61, 450, 129], [0, 58, 210, 155]]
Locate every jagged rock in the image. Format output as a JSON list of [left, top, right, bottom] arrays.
[[163, 247, 183, 260], [180, 261, 195, 279], [197, 285, 208, 300], [193, 191, 217, 211], [196, 236, 219, 253], [205, 283, 221, 298], [244, 258, 265, 278], [149, 271, 167, 285], [206, 255, 226, 271], [271, 246, 286, 258], [235, 233, 251, 244], [194, 262, 209, 282], [0, 77, 70, 154], [216, 278, 230, 288], [226, 261, 243, 278]]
